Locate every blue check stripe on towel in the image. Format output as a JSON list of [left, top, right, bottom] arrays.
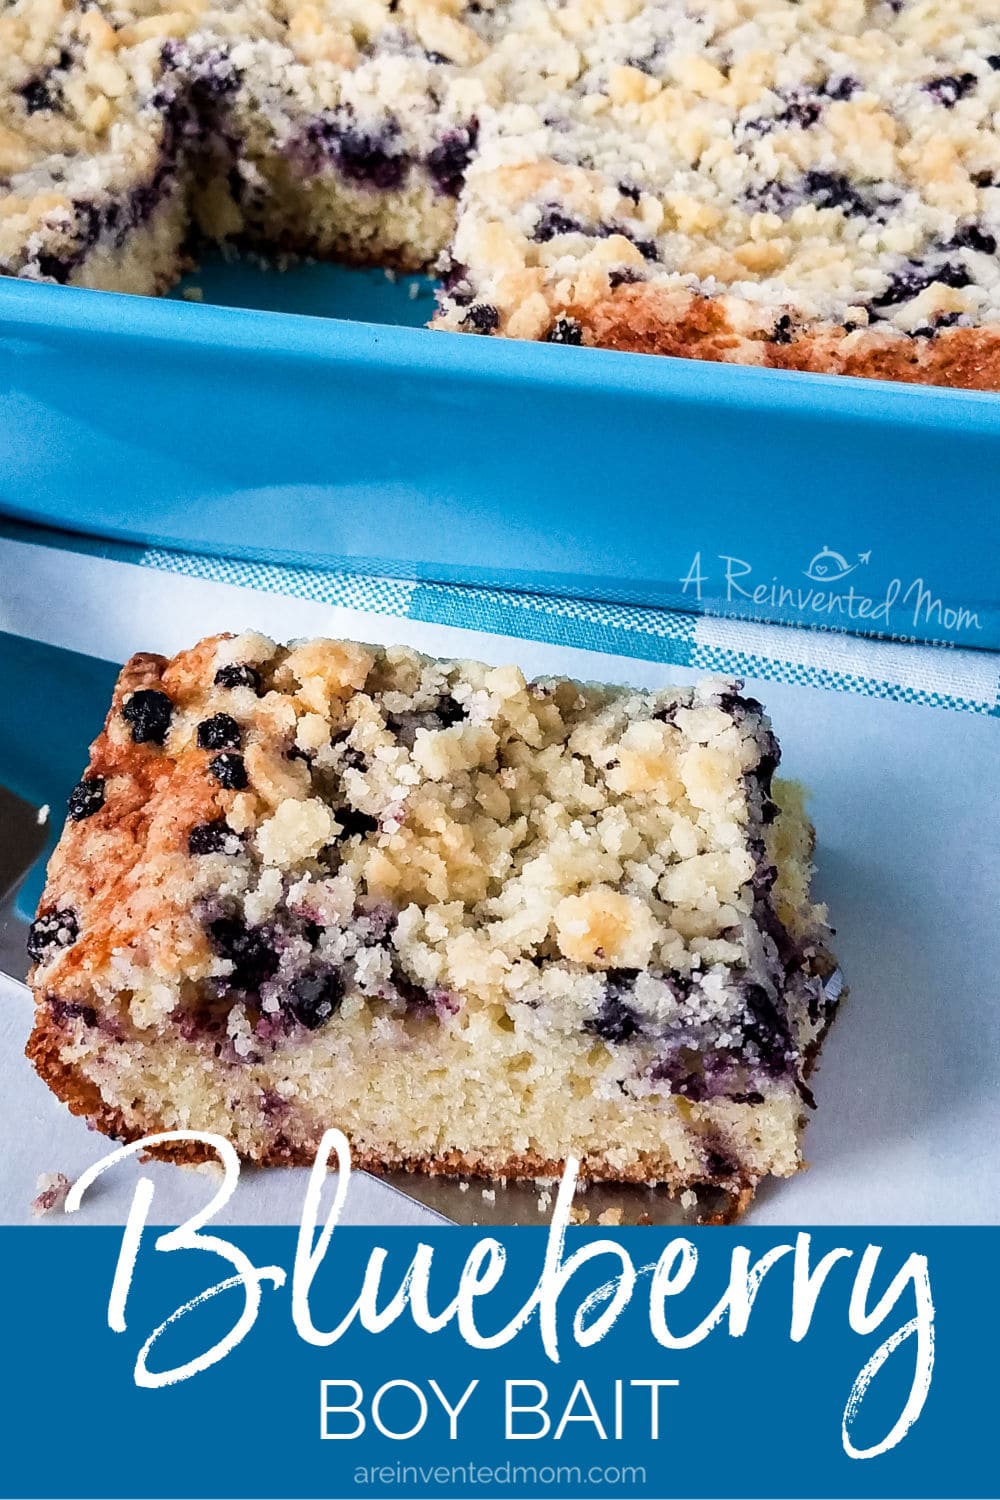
[[0, 515, 995, 716], [139, 545, 1000, 718]]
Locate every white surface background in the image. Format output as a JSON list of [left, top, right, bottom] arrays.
[[1, 536, 998, 1226]]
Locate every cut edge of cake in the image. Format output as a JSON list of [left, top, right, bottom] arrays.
[[6, 0, 1000, 389]]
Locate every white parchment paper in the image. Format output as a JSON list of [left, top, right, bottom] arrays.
[[1, 537, 997, 1226]]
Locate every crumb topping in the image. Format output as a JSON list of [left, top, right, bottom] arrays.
[[2, 0, 1000, 350]]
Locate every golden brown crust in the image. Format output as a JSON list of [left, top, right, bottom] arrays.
[[28, 641, 237, 991], [576, 283, 1000, 391]]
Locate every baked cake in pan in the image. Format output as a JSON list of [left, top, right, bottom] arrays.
[[26, 633, 841, 1211], [4, 0, 1000, 386]]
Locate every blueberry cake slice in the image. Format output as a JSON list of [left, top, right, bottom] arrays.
[[26, 633, 841, 1209]]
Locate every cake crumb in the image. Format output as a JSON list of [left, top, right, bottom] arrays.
[[481, 1186, 496, 1204], [568, 1205, 591, 1225], [536, 1188, 553, 1213], [597, 1206, 624, 1226], [36, 804, 50, 825], [680, 1188, 698, 1211], [182, 1160, 225, 1181], [182, 286, 204, 302], [31, 1172, 71, 1216]]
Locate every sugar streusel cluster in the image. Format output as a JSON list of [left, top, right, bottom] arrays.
[[4, 0, 1000, 383], [27, 633, 840, 1207]]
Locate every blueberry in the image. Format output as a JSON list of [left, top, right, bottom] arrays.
[[325, 109, 410, 190], [122, 689, 173, 744], [949, 223, 997, 255], [973, 171, 997, 188], [988, 56, 1000, 71], [19, 77, 59, 114], [804, 170, 867, 216], [872, 267, 929, 306], [121, 171, 170, 235], [439, 255, 472, 300], [435, 694, 466, 728], [630, 236, 659, 262], [741, 982, 793, 1069], [386, 695, 467, 747], [546, 316, 583, 345], [208, 753, 248, 790], [197, 713, 242, 750], [461, 303, 499, 334], [72, 199, 102, 249], [208, 916, 279, 990], [28, 908, 79, 963], [779, 96, 821, 130], [938, 261, 974, 287], [912, 309, 962, 335], [67, 777, 105, 821], [923, 73, 977, 107], [586, 970, 641, 1044], [651, 1047, 707, 1098], [743, 88, 822, 136], [588, 995, 640, 1043], [872, 261, 969, 309], [214, 663, 262, 693], [750, 847, 778, 898], [333, 806, 379, 840], [771, 313, 794, 345], [822, 75, 858, 100], [171, 1005, 228, 1043], [391, 962, 432, 1010], [618, 180, 641, 204], [624, 50, 658, 76], [912, 311, 962, 336], [426, 120, 478, 197], [653, 1047, 766, 1105], [744, 179, 797, 215], [705, 1148, 737, 1178], [188, 819, 239, 855], [160, 38, 187, 69], [755, 732, 781, 792], [35, 252, 74, 281], [49, 998, 97, 1028], [716, 688, 764, 721], [286, 969, 344, 1029], [332, 733, 369, 773], [533, 206, 584, 242], [608, 266, 643, 289]]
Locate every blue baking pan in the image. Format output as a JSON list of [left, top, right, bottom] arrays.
[[1, 256, 998, 650]]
